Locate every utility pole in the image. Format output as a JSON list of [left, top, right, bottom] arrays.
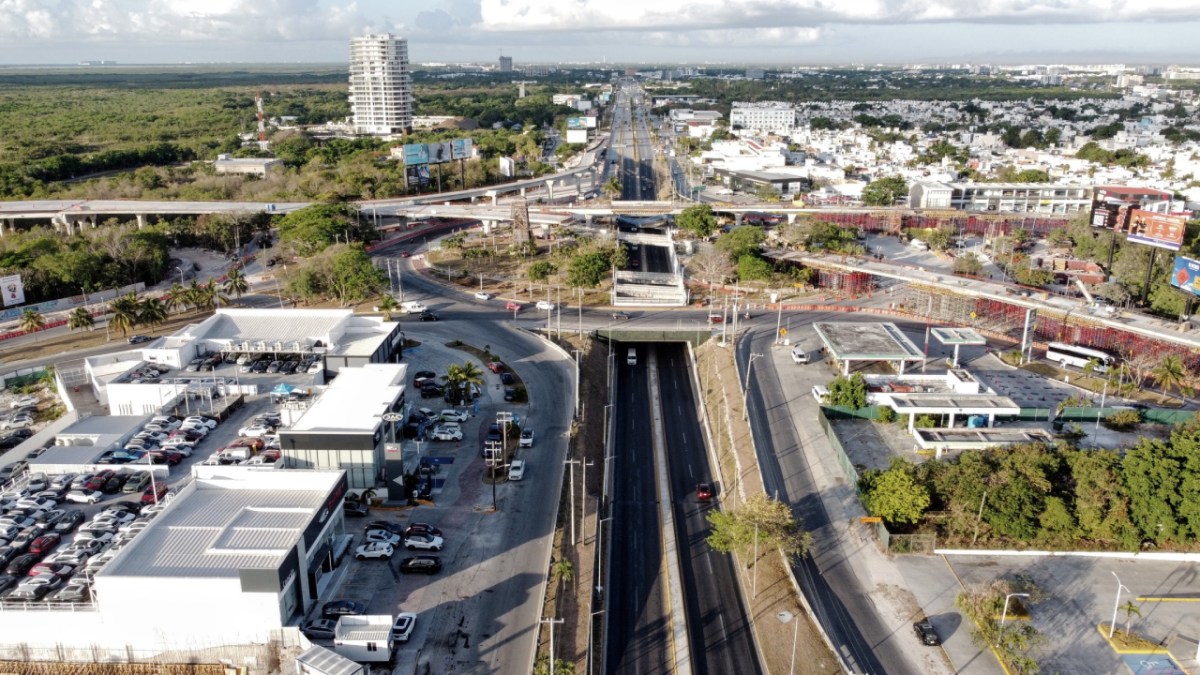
[[743, 352, 763, 421], [564, 457, 580, 545], [541, 617, 565, 675]]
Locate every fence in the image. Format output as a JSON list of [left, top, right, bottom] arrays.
[[816, 407, 862, 493], [1018, 406, 1196, 425], [0, 366, 50, 392], [821, 405, 883, 421]]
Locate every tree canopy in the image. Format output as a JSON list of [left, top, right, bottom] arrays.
[[676, 204, 717, 239], [862, 176, 909, 206]]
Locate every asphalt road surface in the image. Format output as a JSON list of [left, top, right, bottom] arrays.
[[658, 343, 763, 675], [605, 341, 672, 674]]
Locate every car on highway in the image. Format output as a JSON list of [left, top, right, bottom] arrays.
[[913, 619, 940, 646], [535, 300, 556, 311], [507, 460, 526, 481], [398, 555, 442, 575], [321, 600, 367, 619], [418, 311, 439, 321], [611, 311, 630, 320], [505, 301, 522, 312], [707, 313, 724, 324], [391, 612, 417, 642], [403, 533, 443, 551], [474, 292, 492, 300], [127, 335, 153, 344], [354, 542, 394, 560], [301, 619, 338, 640], [519, 429, 534, 447], [696, 483, 714, 501], [430, 425, 462, 442]]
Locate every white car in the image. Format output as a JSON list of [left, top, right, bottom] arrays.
[[10, 395, 39, 409], [364, 529, 401, 546], [431, 425, 463, 442], [508, 459, 526, 481], [519, 429, 534, 448], [536, 300, 556, 311], [439, 409, 468, 423], [354, 542, 395, 560], [238, 423, 273, 438], [48, 549, 91, 567], [177, 423, 209, 437], [64, 490, 103, 505], [473, 291, 492, 301], [392, 612, 417, 642], [92, 511, 136, 526], [160, 440, 194, 457], [790, 346, 811, 364], [182, 416, 218, 430], [148, 416, 181, 430], [2, 415, 34, 430], [403, 533, 444, 551]]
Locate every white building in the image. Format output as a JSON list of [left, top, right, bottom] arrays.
[[909, 181, 1093, 214], [730, 101, 797, 135], [349, 34, 413, 136], [213, 155, 283, 177]]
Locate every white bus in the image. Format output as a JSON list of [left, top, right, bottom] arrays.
[[1045, 342, 1115, 372]]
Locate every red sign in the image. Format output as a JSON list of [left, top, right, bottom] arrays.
[[1127, 209, 1187, 251]]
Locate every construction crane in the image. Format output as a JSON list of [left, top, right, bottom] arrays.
[[515, 81, 536, 99], [255, 91, 270, 151]]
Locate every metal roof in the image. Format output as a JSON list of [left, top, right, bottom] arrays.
[[289, 364, 406, 433], [296, 645, 364, 675], [102, 470, 341, 579], [930, 327, 987, 346], [814, 322, 925, 361], [889, 393, 1020, 415]]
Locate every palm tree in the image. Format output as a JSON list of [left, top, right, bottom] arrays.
[[137, 297, 168, 328], [67, 307, 94, 332], [376, 294, 398, 320], [602, 176, 622, 200], [1121, 600, 1142, 635], [223, 268, 249, 305], [184, 280, 204, 311], [163, 282, 186, 315], [551, 558, 575, 596], [1152, 354, 1191, 401], [19, 308, 45, 341], [109, 293, 140, 337]]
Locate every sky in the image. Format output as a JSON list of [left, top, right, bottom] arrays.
[[0, 0, 1198, 66]]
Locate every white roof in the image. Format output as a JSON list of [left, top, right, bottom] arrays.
[[289, 364, 406, 434], [101, 468, 343, 579], [335, 615, 393, 642], [194, 308, 351, 344]]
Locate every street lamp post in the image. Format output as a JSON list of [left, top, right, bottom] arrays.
[[1001, 592, 1029, 626], [572, 349, 581, 419], [1109, 572, 1131, 638], [743, 352, 764, 421], [776, 611, 799, 675]]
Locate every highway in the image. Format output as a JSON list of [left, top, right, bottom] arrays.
[[658, 344, 762, 675], [606, 341, 672, 674]]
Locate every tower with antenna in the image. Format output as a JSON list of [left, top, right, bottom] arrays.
[[255, 91, 270, 151]]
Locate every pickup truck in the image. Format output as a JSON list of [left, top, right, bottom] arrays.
[[400, 301, 427, 314]]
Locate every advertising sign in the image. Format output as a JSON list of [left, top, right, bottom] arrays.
[[405, 165, 431, 187], [451, 138, 473, 160], [0, 275, 24, 307], [403, 144, 429, 165], [1172, 256, 1200, 297], [431, 141, 453, 164], [566, 129, 589, 144], [1127, 209, 1186, 251], [584, 116, 598, 129], [498, 156, 516, 178], [567, 117, 586, 130]]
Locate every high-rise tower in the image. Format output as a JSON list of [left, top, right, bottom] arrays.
[[349, 34, 413, 135]]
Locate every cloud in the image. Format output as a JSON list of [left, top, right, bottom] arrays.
[[477, 0, 1200, 32], [0, 0, 391, 43]]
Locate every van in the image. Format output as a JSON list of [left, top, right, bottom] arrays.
[[791, 346, 810, 364], [399, 301, 427, 314], [910, 238, 929, 251], [811, 385, 829, 403], [627, 348, 637, 366]]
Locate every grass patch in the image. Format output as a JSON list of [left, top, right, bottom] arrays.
[[1100, 625, 1166, 652]]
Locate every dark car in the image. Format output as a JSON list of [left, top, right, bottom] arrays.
[[5, 554, 37, 576], [411, 370, 437, 387], [611, 311, 630, 320], [0, 436, 21, 451], [398, 556, 442, 575], [251, 360, 270, 373], [418, 311, 439, 322], [280, 361, 298, 375], [420, 383, 443, 399], [500, 372, 515, 385], [696, 483, 713, 502], [343, 501, 369, 518], [503, 387, 516, 402], [365, 521, 404, 535], [913, 620, 940, 646], [127, 335, 153, 344], [0, 574, 19, 597], [404, 523, 443, 538], [102, 477, 124, 494], [301, 619, 338, 640], [0, 547, 18, 568], [321, 600, 367, 619], [54, 511, 85, 534]]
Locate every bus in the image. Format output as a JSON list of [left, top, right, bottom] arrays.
[[1045, 342, 1115, 372]]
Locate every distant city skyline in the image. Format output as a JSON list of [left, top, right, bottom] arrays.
[[0, 0, 1198, 66]]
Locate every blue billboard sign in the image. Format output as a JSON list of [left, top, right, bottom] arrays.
[[1171, 255, 1200, 297], [451, 138, 473, 160], [403, 144, 429, 165]]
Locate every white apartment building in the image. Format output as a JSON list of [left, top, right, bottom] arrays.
[[910, 181, 1093, 214], [349, 34, 413, 136], [730, 101, 797, 135]]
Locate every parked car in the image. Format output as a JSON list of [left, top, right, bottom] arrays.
[[121, 473, 152, 494], [238, 423, 274, 438], [391, 612, 417, 642], [27, 562, 73, 579], [364, 529, 401, 546], [50, 579, 90, 602], [430, 425, 463, 442], [321, 600, 367, 619], [486, 361, 505, 374], [53, 510, 85, 533], [27, 534, 59, 556], [354, 542, 394, 560], [8, 576, 63, 600], [342, 501, 369, 518], [398, 556, 442, 575], [365, 521, 404, 535], [140, 483, 169, 505], [9, 396, 38, 410], [5, 554, 38, 576], [439, 409, 468, 423], [301, 619, 338, 640], [403, 533, 444, 551], [411, 370, 437, 388], [914, 620, 941, 646]]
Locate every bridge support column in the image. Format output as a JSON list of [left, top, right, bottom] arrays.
[[519, 187, 527, 197], [485, 190, 498, 206], [735, 213, 743, 227], [787, 213, 797, 224], [135, 214, 146, 229], [481, 219, 494, 235], [584, 214, 594, 226], [546, 181, 555, 202]]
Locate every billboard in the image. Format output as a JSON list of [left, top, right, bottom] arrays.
[[567, 117, 586, 130], [430, 141, 453, 164], [451, 138, 473, 160], [566, 129, 588, 144], [1172, 256, 1200, 297], [403, 144, 429, 165], [405, 165, 431, 187], [0, 275, 23, 307], [498, 156, 515, 178], [1127, 209, 1186, 251]]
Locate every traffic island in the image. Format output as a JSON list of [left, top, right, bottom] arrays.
[[1097, 624, 1189, 675]]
